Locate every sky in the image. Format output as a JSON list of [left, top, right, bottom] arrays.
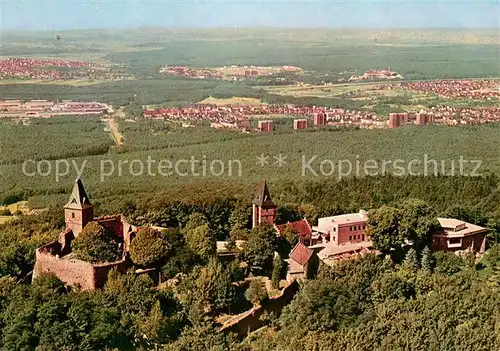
[[1, 0, 499, 30]]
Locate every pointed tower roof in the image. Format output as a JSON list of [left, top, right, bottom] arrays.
[[252, 180, 275, 208], [64, 179, 93, 210]]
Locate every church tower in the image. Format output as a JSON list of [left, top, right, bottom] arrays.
[[252, 180, 277, 228], [64, 179, 94, 237]]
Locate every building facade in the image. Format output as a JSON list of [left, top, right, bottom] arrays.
[[313, 112, 326, 127], [314, 210, 369, 245], [389, 112, 408, 128], [432, 218, 488, 252], [293, 119, 308, 130], [258, 120, 273, 132]]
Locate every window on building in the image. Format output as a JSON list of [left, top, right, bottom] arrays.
[[71, 212, 75, 219], [333, 227, 336, 232], [349, 235, 352, 240], [362, 234, 365, 241]]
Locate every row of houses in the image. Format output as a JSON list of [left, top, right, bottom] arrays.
[[389, 106, 500, 128], [399, 79, 500, 99], [144, 104, 383, 131], [0, 58, 93, 80]]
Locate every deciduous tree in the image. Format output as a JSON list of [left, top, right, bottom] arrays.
[[366, 206, 402, 253], [129, 226, 171, 267], [244, 224, 278, 273], [399, 199, 439, 249], [245, 278, 268, 306], [185, 224, 216, 260], [72, 222, 122, 264]]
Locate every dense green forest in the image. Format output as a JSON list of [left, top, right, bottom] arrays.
[[0, 117, 113, 165], [0, 78, 265, 108], [2, 118, 499, 205], [1, 175, 500, 350], [105, 40, 500, 79]]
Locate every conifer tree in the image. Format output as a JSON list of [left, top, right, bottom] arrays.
[[271, 254, 283, 289], [403, 248, 420, 272], [420, 246, 434, 273]]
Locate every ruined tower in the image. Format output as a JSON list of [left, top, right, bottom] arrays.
[[64, 179, 94, 237], [252, 180, 276, 228]]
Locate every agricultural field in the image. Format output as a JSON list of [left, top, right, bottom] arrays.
[[266, 82, 406, 98]]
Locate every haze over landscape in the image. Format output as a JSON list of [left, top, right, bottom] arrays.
[[3, 0, 500, 30]]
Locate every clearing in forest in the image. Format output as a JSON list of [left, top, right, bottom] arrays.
[[198, 96, 264, 106]]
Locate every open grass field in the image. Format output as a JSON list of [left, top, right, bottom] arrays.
[[198, 96, 263, 106], [265, 82, 402, 98]]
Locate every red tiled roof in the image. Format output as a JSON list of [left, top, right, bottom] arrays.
[[289, 242, 314, 266], [275, 219, 312, 240]]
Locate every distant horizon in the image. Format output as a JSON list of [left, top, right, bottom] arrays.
[[3, 26, 500, 33], [3, 1, 499, 31]]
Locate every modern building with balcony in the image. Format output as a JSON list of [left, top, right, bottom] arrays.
[[431, 218, 488, 252]]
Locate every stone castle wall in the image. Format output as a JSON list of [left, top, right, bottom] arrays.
[[219, 280, 299, 337], [33, 241, 129, 290]]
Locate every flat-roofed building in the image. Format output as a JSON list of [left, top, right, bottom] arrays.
[[432, 218, 488, 252], [313, 210, 368, 246], [258, 120, 273, 132], [0, 100, 21, 109], [313, 112, 326, 127], [416, 112, 428, 125], [389, 112, 405, 128], [293, 118, 308, 130]]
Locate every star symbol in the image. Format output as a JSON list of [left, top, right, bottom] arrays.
[[256, 153, 269, 167], [274, 153, 287, 167]]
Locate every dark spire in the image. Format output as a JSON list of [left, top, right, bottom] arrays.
[[64, 178, 92, 209], [252, 180, 275, 208]]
